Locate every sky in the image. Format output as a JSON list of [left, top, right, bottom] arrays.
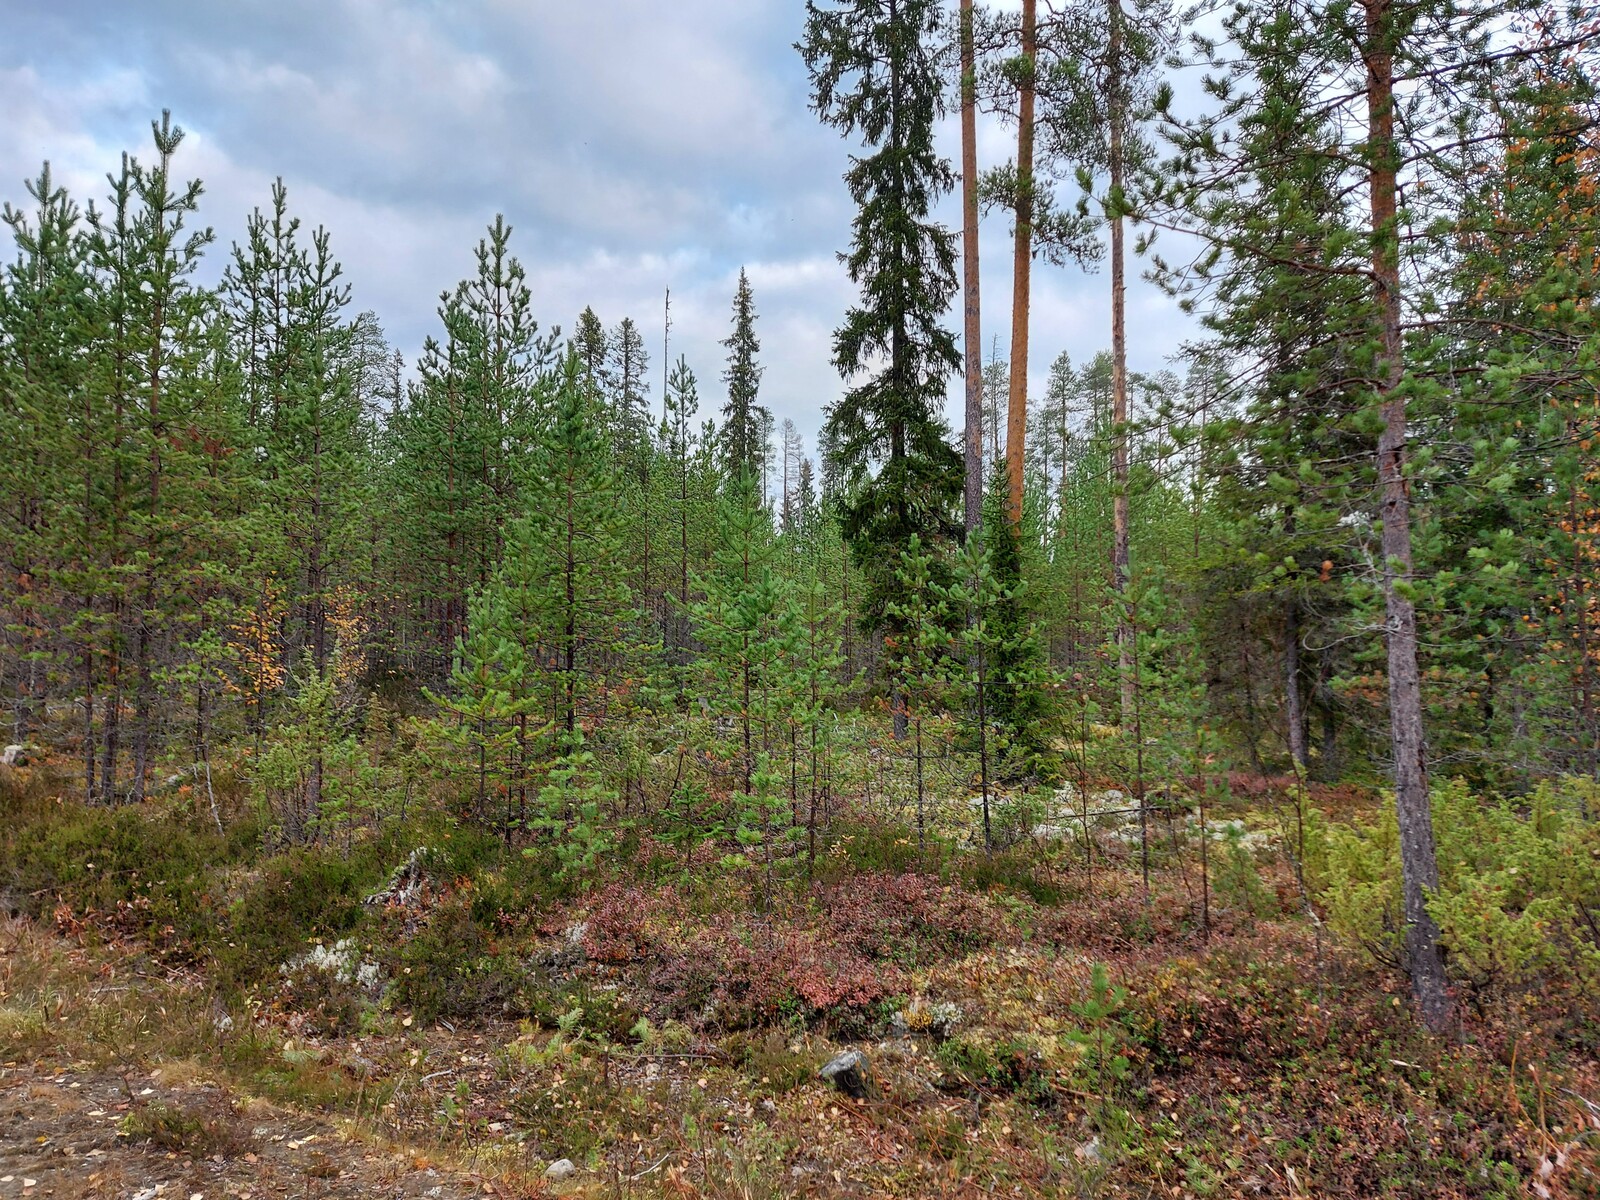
[[0, 0, 1194, 451]]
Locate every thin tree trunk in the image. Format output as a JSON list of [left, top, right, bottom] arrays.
[[914, 714, 926, 857], [1005, 0, 1037, 534], [1365, 0, 1450, 1033], [1316, 648, 1340, 782], [82, 651, 96, 804], [1569, 467, 1596, 770], [13, 577, 35, 746], [564, 485, 578, 738], [1285, 597, 1308, 770], [891, 677, 910, 742], [961, 0, 984, 537], [1109, 0, 1134, 728], [978, 658, 991, 851], [81, 380, 99, 803], [101, 616, 122, 802], [130, 284, 166, 808], [130, 610, 152, 804]]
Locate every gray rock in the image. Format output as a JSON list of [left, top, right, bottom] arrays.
[[544, 1157, 578, 1181], [1, 744, 28, 767], [364, 847, 433, 907], [818, 1049, 873, 1099]]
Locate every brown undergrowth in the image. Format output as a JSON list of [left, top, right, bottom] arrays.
[[2, 760, 1597, 1198]]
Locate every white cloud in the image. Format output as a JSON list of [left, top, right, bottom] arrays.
[[0, 1, 1198, 454]]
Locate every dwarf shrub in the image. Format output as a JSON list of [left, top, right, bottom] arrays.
[[1314, 778, 1600, 998]]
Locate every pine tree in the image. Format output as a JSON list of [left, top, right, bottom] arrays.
[[1038, 0, 1176, 726], [1006, 0, 1038, 534], [426, 580, 528, 831], [385, 218, 554, 674], [223, 182, 362, 676], [85, 112, 219, 804], [433, 351, 635, 835], [1152, 0, 1586, 1030], [0, 165, 92, 753], [690, 471, 796, 890], [518, 352, 635, 740]]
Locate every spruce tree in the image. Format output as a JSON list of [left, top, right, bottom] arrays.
[[721, 267, 768, 478], [607, 315, 651, 460], [571, 306, 611, 398], [800, 0, 965, 705]]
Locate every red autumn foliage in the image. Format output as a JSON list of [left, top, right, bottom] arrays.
[[818, 871, 1010, 959]]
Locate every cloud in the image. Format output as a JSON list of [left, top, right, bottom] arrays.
[[0, 1, 1194, 453]]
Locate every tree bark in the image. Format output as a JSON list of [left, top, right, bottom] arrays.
[[1109, 0, 1135, 728], [1285, 598, 1309, 770], [1365, 0, 1451, 1033], [1005, 0, 1036, 534], [961, 0, 984, 538]]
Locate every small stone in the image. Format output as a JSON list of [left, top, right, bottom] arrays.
[[1, 745, 27, 768], [544, 1158, 577, 1181], [818, 1049, 873, 1099]]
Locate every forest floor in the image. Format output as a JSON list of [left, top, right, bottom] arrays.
[[3, 756, 1598, 1199], [0, 1054, 490, 1200]]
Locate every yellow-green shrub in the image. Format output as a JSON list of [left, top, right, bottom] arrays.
[[1313, 778, 1600, 997]]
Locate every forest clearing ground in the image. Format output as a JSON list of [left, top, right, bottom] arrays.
[[0, 917, 507, 1200], [0, 1058, 488, 1200], [3, 759, 1599, 1198]]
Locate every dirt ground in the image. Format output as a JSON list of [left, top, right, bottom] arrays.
[[0, 1059, 495, 1200]]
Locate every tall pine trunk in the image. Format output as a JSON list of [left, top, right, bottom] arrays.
[[1109, 0, 1135, 728], [1365, 0, 1450, 1033], [1005, 0, 1036, 534], [960, 0, 984, 537]]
